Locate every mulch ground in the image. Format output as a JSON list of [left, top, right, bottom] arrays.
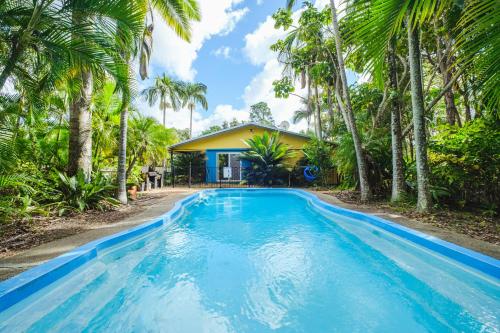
[[0, 193, 166, 258], [331, 190, 500, 245]]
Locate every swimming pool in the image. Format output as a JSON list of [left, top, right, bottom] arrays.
[[0, 189, 499, 332]]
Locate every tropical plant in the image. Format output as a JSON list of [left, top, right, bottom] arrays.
[[51, 171, 119, 214], [303, 138, 335, 186], [279, 0, 372, 201], [141, 74, 185, 126], [116, 0, 201, 204], [127, 114, 178, 175], [240, 131, 295, 185], [182, 81, 208, 138]]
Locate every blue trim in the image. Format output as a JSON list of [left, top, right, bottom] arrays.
[[205, 148, 249, 152], [0, 189, 498, 313]]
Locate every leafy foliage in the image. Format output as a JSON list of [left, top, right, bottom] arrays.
[[249, 102, 275, 126], [303, 138, 335, 186], [427, 118, 500, 209], [51, 171, 119, 214], [241, 131, 295, 185]]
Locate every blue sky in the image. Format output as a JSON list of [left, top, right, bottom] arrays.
[[135, 0, 354, 135]]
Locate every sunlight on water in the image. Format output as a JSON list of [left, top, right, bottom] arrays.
[[0, 190, 499, 332]]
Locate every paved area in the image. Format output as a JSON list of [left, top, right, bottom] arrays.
[[1, 187, 497, 281]]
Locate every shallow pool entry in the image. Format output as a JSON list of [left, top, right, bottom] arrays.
[[0, 190, 499, 332]]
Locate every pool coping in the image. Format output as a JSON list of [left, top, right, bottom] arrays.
[[0, 188, 498, 312]]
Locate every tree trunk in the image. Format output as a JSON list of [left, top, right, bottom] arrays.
[[189, 104, 193, 138], [162, 104, 166, 127], [329, 0, 371, 202], [314, 84, 322, 139], [68, 69, 93, 180], [326, 86, 335, 129], [442, 69, 458, 125], [407, 23, 431, 212], [435, 30, 458, 126], [307, 70, 317, 137], [117, 99, 129, 204], [461, 79, 472, 122], [388, 39, 406, 202]]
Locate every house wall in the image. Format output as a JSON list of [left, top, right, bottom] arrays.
[[174, 126, 308, 165]]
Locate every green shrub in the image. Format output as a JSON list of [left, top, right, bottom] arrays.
[[50, 171, 119, 215], [428, 118, 500, 210], [303, 138, 335, 186]]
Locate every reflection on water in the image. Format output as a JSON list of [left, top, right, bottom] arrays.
[[0, 191, 498, 332]]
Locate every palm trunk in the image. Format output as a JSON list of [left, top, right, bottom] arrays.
[[162, 104, 166, 127], [189, 104, 193, 138], [307, 70, 316, 137], [117, 98, 129, 204], [314, 84, 322, 139], [460, 79, 472, 122], [442, 69, 458, 125], [407, 23, 431, 212], [68, 69, 93, 181], [326, 86, 334, 130], [435, 30, 458, 126], [329, 0, 371, 202], [388, 39, 406, 202]]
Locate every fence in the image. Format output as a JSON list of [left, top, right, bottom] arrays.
[[166, 165, 339, 188]]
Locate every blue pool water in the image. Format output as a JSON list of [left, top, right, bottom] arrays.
[[0, 190, 499, 332]]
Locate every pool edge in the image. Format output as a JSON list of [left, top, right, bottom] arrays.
[[0, 188, 498, 312], [0, 191, 203, 312]]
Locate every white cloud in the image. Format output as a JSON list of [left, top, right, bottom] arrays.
[[212, 46, 232, 59], [237, 12, 308, 133], [243, 14, 288, 66], [150, 0, 249, 81]]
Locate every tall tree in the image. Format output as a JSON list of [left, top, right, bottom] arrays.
[[328, 0, 372, 202], [138, 0, 201, 79], [116, 0, 201, 203], [388, 38, 406, 202], [182, 82, 208, 138], [249, 102, 275, 126], [407, 24, 431, 211], [141, 74, 184, 126]]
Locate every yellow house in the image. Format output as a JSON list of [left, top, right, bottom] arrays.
[[168, 122, 310, 183]]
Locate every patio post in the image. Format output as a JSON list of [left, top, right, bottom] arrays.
[[170, 150, 175, 188], [189, 158, 192, 188]]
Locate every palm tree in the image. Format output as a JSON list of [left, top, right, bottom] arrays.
[[127, 114, 177, 175], [182, 82, 208, 138], [345, 0, 453, 211], [141, 74, 184, 127], [138, 0, 201, 79], [116, 0, 201, 204], [292, 99, 313, 131], [0, 0, 145, 180], [328, 0, 372, 202]]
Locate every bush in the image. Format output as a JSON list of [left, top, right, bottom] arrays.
[[50, 171, 119, 214], [303, 138, 335, 186], [428, 118, 500, 210], [241, 131, 294, 185]]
